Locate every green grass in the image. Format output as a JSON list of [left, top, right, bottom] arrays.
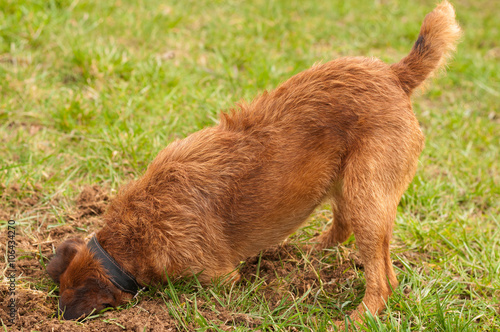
[[1, 0, 499, 330]]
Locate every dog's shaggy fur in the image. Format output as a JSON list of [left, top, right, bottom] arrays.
[[47, 1, 461, 324]]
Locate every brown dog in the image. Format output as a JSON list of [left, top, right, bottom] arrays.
[[47, 1, 461, 324]]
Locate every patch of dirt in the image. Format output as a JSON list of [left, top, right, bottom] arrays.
[[0, 184, 113, 330], [57, 184, 110, 231], [1, 183, 366, 331], [74, 185, 110, 219], [0, 288, 181, 332], [0, 284, 55, 329]]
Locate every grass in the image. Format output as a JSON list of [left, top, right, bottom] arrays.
[[1, 0, 499, 330]]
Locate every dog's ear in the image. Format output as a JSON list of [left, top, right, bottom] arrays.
[[46, 238, 85, 283]]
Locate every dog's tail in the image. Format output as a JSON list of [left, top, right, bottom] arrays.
[[391, 1, 461, 95]]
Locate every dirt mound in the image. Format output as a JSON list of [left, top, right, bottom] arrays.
[[76, 185, 109, 218], [0, 184, 112, 330], [2, 183, 365, 330], [3, 241, 363, 331]]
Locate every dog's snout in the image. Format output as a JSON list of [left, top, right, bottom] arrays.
[[58, 298, 91, 320], [58, 299, 79, 320]]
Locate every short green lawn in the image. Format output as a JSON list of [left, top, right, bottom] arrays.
[[1, 0, 498, 331]]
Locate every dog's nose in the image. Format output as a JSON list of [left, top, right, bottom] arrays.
[[58, 300, 83, 320]]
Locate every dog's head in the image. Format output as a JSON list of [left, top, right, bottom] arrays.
[[46, 238, 130, 320]]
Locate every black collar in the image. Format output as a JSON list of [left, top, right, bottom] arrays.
[[87, 236, 141, 295]]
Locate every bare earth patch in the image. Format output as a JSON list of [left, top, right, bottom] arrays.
[[1, 185, 364, 331]]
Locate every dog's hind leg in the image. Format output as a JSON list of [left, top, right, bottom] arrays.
[[346, 201, 399, 324], [333, 142, 419, 326]]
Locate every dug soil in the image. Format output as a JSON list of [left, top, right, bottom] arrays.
[[1, 185, 363, 331]]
